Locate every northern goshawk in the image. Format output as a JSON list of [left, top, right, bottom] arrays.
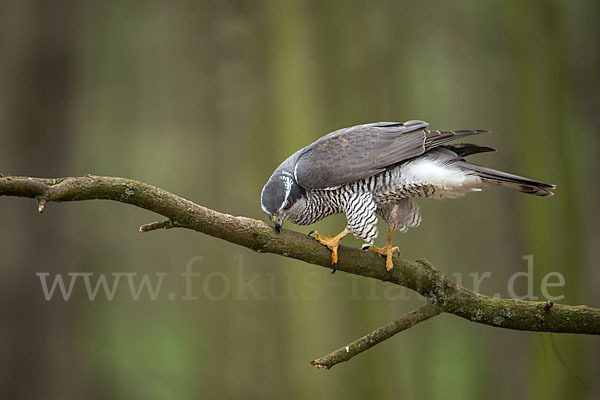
[[261, 120, 555, 280]]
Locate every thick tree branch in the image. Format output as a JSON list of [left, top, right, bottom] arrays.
[[1, 175, 599, 367]]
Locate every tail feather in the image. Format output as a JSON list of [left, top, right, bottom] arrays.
[[424, 129, 489, 150], [458, 162, 556, 197], [441, 143, 496, 157]]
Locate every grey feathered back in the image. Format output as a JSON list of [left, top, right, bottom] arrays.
[[294, 120, 487, 189]]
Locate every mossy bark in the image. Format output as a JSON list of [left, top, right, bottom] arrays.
[[1, 175, 599, 339]]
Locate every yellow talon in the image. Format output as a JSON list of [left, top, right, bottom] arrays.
[[367, 230, 399, 280], [311, 229, 349, 273]]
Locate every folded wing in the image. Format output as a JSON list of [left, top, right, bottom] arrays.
[[294, 120, 487, 189]]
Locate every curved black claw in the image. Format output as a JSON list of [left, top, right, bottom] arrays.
[[382, 268, 394, 282], [330, 261, 337, 274], [308, 230, 315, 237]]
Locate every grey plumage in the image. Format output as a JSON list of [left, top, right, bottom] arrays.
[[377, 199, 421, 233], [294, 120, 486, 189], [261, 120, 556, 265], [440, 143, 496, 157]]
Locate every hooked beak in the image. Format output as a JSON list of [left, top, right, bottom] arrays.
[[271, 216, 283, 233]]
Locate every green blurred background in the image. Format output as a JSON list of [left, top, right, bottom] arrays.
[[1, 0, 599, 399]]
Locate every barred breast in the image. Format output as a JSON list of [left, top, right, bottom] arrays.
[[288, 154, 482, 227]]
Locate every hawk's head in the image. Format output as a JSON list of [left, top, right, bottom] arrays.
[[261, 170, 304, 232]]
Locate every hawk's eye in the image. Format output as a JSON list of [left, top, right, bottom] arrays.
[[283, 200, 292, 210]]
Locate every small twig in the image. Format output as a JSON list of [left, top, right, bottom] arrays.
[[139, 219, 180, 232], [36, 196, 47, 213], [310, 304, 442, 369]]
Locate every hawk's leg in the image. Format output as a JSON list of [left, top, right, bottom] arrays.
[[367, 229, 399, 281], [309, 229, 349, 274]]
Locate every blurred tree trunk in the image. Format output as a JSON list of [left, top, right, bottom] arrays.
[[507, 1, 596, 398], [0, 1, 83, 398]]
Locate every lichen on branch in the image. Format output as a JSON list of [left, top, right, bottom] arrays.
[[1, 174, 599, 369]]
